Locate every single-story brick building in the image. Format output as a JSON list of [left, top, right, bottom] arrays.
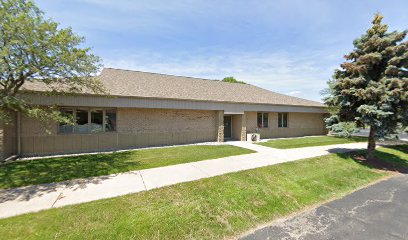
[[0, 68, 327, 159]]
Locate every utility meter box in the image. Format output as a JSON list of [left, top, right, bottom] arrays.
[[246, 133, 260, 142]]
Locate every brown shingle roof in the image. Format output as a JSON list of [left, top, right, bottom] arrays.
[[23, 68, 325, 107]]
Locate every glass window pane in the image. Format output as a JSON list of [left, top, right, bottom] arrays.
[[90, 110, 103, 133], [105, 109, 117, 132], [278, 113, 282, 128], [59, 109, 74, 134], [283, 113, 288, 127], [263, 113, 268, 128], [257, 112, 263, 128], [75, 109, 89, 133]]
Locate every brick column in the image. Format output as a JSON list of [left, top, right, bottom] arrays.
[[216, 110, 224, 142], [240, 112, 247, 141]]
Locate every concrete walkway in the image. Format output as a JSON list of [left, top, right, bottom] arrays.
[[0, 141, 368, 219], [240, 175, 408, 240]]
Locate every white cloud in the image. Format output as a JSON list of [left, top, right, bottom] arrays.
[[287, 91, 301, 96]]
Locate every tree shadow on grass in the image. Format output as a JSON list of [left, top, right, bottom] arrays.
[[332, 136, 368, 142], [0, 151, 144, 202], [0, 175, 109, 203], [332, 145, 408, 174], [385, 144, 408, 154]]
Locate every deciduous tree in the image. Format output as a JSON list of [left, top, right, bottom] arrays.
[[0, 0, 104, 124], [222, 76, 246, 84]]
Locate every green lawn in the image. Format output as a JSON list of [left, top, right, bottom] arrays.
[[379, 145, 408, 170], [355, 144, 408, 172], [0, 145, 254, 189], [258, 136, 367, 149], [1, 145, 406, 240]]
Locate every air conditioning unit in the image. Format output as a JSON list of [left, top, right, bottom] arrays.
[[246, 133, 260, 142]]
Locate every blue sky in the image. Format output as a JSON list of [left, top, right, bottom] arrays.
[[36, 0, 408, 102]]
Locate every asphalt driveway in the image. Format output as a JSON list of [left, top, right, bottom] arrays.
[[241, 175, 408, 240], [353, 129, 408, 142]]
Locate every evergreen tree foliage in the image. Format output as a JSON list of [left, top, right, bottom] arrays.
[[324, 13, 407, 160]]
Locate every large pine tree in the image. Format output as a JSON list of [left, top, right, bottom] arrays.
[[325, 13, 408, 160]]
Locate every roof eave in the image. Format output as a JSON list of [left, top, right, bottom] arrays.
[[20, 90, 327, 109]]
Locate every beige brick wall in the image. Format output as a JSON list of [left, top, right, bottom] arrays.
[[216, 110, 224, 142], [116, 108, 218, 148], [10, 108, 327, 157], [231, 115, 241, 140], [246, 111, 327, 138], [0, 113, 17, 160], [19, 108, 218, 156], [231, 114, 246, 141]]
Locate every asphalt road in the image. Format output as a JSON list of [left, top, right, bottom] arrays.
[[353, 129, 408, 141], [240, 175, 408, 240]]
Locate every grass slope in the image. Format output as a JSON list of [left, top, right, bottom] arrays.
[[1, 145, 406, 240], [258, 136, 367, 149], [0, 145, 254, 189]]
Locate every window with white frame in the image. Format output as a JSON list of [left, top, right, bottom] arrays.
[[58, 108, 117, 134], [278, 113, 288, 128], [257, 112, 269, 128]]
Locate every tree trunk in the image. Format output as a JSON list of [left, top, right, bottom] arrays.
[[367, 126, 376, 161]]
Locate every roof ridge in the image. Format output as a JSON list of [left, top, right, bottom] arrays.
[[102, 67, 220, 82]]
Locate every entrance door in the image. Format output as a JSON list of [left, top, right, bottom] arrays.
[[224, 116, 232, 138]]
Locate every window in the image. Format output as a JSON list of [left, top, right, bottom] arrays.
[[58, 109, 74, 134], [90, 110, 103, 133], [257, 112, 269, 128], [75, 109, 89, 133], [105, 109, 117, 132], [58, 108, 117, 134], [278, 113, 288, 128], [257, 113, 262, 128]]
